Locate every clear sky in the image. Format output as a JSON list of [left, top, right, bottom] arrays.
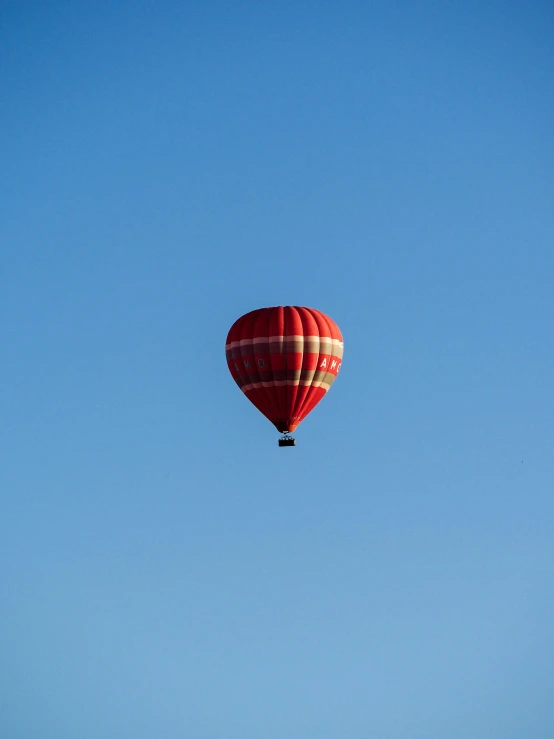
[[1, 2, 553, 737]]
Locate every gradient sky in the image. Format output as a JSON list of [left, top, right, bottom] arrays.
[[1, 2, 554, 737]]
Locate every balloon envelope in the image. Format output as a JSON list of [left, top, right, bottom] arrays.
[[225, 306, 343, 433]]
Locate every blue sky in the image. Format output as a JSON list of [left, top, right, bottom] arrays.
[[1, 2, 553, 737]]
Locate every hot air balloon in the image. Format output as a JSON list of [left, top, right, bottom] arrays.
[[225, 306, 343, 446]]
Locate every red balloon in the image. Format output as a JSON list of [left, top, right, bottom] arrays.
[[225, 306, 343, 433]]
